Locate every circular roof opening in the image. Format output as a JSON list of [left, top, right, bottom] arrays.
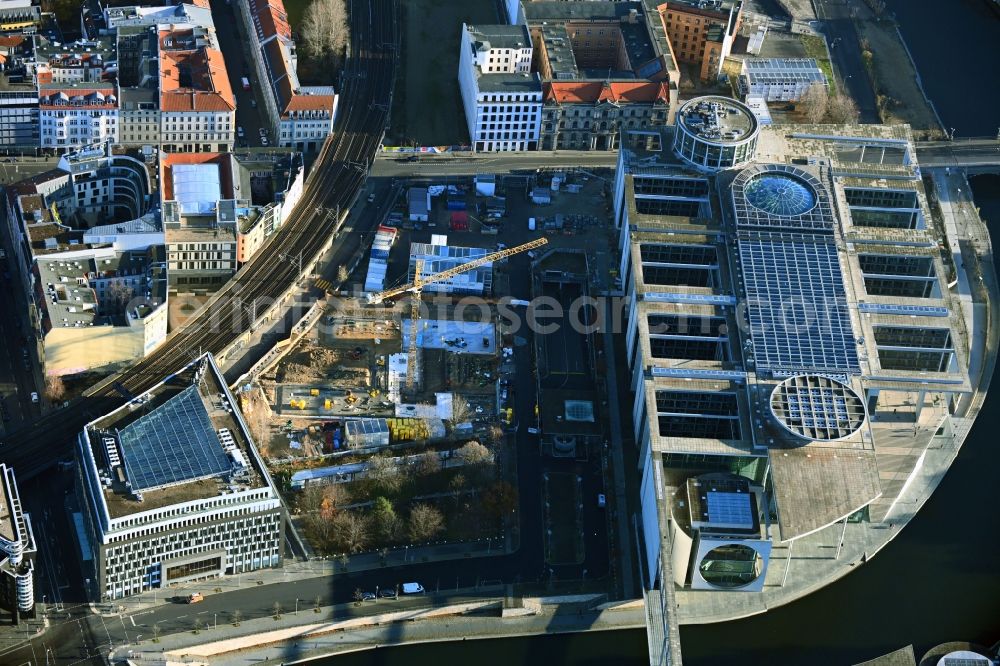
[[770, 374, 866, 441], [744, 172, 817, 216], [698, 544, 764, 589]]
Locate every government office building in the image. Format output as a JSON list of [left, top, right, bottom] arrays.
[[73, 354, 285, 600]]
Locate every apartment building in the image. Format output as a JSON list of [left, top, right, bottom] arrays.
[[0, 35, 39, 149], [237, 0, 337, 152], [657, 0, 743, 82], [158, 26, 235, 153], [161, 150, 303, 292], [74, 354, 285, 601], [34, 245, 168, 376], [458, 23, 541, 151]]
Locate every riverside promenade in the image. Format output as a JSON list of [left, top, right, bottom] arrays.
[[110, 595, 646, 665]]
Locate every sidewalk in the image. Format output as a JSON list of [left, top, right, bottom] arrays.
[[104, 537, 512, 618]]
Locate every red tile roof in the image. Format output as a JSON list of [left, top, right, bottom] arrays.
[[159, 31, 235, 113], [543, 81, 671, 105], [250, 0, 292, 42], [0, 35, 26, 49], [284, 94, 336, 113]]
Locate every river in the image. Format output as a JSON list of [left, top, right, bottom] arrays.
[[315, 3, 1000, 664]]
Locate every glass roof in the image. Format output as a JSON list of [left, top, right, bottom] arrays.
[[119, 385, 232, 491], [744, 173, 816, 216]]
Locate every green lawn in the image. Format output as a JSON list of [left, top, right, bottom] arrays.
[[799, 34, 837, 95]]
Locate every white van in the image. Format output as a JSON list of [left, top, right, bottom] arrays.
[[401, 582, 424, 595]]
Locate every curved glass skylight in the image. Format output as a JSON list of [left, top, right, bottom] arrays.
[[744, 173, 817, 216]]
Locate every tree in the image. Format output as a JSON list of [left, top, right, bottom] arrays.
[[408, 503, 445, 542], [798, 82, 829, 123], [371, 496, 400, 542], [448, 473, 467, 493], [152, 623, 161, 642], [481, 481, 518, 526], [827, 92, 860, 124], [301, 0, 349, 67], [415, 451, 441, 477], [105, 279, 136, 315], [231, 610, 242, 627], [44, 375, 66, 402], [314, 595, 323, 613], [272, 601, 283, 619], [193, 618, 203, 634], [456, 441, 493, 466], [336, 264, 350, 284], [332, 511, 371, 553], [365, 453, 402, 493], [450, 397, 473, 424]]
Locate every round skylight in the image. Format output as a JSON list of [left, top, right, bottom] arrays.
[[769, 374, 866, 441], [744, 172, 817, 216]]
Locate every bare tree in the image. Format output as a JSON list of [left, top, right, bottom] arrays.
[[231, 610, 242, 627], [152, 623, 161, 641], [314, 595, 323, 613], [827, 92, 860, 124], [456, 441, 493, 466], [104, 280, 136, 315], [365, 453, 402, 493], [415, 451, 441, 476], [332, 511, 371, 553], [44, 375, 66, 402], [408, 503, 445, 542], [301, 0, 349, 67], [272, 601, 282, 619], [798, 82, 829, 123], [450, 397, 473, 424], [336, 264, 350, 284]]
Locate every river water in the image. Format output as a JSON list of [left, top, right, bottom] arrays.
[[317, 3, 1000, 664]]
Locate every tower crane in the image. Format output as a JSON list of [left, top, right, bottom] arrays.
[[368, 237, 547, 390]]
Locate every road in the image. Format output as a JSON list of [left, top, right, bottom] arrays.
[[0, 0, 398, 481], [812, 0, 880, 124], [372, 151, 618, 177], [914, 139, 1000, 168]]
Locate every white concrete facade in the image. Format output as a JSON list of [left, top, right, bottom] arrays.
[[459, 23, 541, 152]]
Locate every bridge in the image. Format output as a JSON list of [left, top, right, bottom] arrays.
[[914, 137, 1000, 171]]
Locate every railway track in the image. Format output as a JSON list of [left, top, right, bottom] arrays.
[[0, 0, 398, 480]]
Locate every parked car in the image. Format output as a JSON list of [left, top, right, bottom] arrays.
[[185, 593, 204, 604], [367, 193, 376, 203], [380, 588, 397, 599], [360, 591, 376, 601], [401, 582, 424, 595], [250, 99, 257, 108], [261, 137, 269, 146], [258, 128, 267, 137], [597, 493, 607, 509], [30, 392, 38, 404], [237, 126, 244, 138]]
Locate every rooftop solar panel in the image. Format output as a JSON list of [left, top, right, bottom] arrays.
[[706, 491, 754, 529], [118, 385, 232, 491], [739, 236, 860, 374]]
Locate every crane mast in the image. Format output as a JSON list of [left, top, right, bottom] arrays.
[[367, 238, 548, 390]]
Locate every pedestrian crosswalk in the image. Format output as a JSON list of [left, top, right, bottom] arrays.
[[314, 278, 333, 293]]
